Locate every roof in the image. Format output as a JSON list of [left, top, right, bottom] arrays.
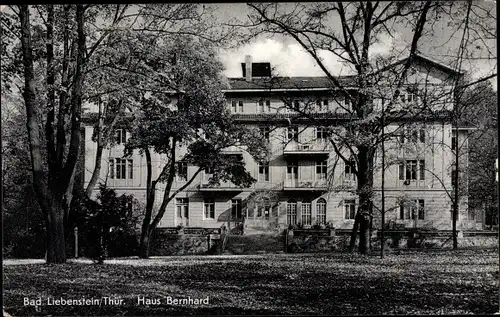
[[226, 76, 357, 91], [227, 54, 461, 92], [373, 54, 464, 77]]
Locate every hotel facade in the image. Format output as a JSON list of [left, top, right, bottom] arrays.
[[82, 55, 483, 232]]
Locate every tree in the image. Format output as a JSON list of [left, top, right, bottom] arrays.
[[82, 4, 236, 198], [16, 5, 88, 263], [124, 36, 268, 258], [239, 2, 438, 254], [239, 1, 496, 253], [7, 4, 237, 263]]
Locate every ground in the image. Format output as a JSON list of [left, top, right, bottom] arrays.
[[3, 249, 499, 315]]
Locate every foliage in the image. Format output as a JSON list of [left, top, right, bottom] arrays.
[[462, 81, 498, 208], [121, 35, 268, 257], [70, 185, 140, 262]]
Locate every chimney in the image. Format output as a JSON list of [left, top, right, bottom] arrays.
[[245, 55, 252, 82]]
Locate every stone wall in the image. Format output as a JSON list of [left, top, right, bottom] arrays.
[[150, 233, 219, 256], [286, 230, 498, 253]]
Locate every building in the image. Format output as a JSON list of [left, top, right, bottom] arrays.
[[82, 54, 482, 232]]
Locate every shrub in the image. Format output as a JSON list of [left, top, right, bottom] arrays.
[[70, 185, 140, 262]]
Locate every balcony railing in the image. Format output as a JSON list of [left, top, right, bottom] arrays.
[[283, 140, 330, 155], [283, 179, 328, 191], [199, 178, 244, 191], [221, 145, 244, 155]]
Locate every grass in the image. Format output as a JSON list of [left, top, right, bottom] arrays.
[[3, 249, 499, 315]]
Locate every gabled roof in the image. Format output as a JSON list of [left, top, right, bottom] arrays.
[[371, 54, 464, 77]]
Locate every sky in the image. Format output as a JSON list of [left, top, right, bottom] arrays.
[[214, 3, 497, 89]]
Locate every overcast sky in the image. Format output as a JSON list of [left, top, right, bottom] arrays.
[[214, 3, 497, 89]]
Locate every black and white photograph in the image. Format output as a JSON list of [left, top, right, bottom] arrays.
[[2, 2, 498, 316]]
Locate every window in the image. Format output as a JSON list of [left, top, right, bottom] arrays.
[[293, 100, 300, 111], [176, 198, 189, 218], [258, 99, 271, 113], [110, 158, 133, 180], [410, 130, 418, 143], [401, 128, 425, 144], [467, 208, 475, 221], [287, 126, 299, 142], [115, 129, 127, 144], [451, 131, 457, 151], [316, 127, 328, 140], [316, 99, 328, 112], [316, 199, 327, 224], [260, 126, 270, 141], [176, 162, 187, 181], [257, 201, 271, 218], [400, 199, 425, 220], [345, 158, 356, 180], [287, 200, 297, 225], [400, 92, 416, 104], [419, 160, 425, 180], [301, 201, 312, 225], [344, 200, 356, 220], [258, 162, 270, 182], [109, 159, 115, 179], [286, 161, 298, 180], [316, 159, 327, 179], [343, 95, 352, 109], [316, 100, 323, 112], [231, 100, 244, 113], [451, 168, 457, 189], [419, 129, 425, 143], [231, 199, 242, 219], [128, 159, 133, 179], [203, 199, 215, 219], [399, 160, 425, 181], [205, 166, 214, 174], [406, 160, 418, 180]]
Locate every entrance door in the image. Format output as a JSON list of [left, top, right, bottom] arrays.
[[176, 198, 189, 226]]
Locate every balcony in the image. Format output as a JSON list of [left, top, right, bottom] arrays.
[[221, 145, 244, 156], [283, 179, 328, 191], [198, 178, 245, 191], [283, 141, 330, 156]]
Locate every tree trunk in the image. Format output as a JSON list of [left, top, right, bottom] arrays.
[[20, 5, 66, 264], [46, 194, 67, 263], [86, 143, 104, 197], [348, 213, 360, 253], [351, 146, 375, 254], [139, 229, 151, 259]]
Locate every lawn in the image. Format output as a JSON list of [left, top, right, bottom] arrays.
[[3, 249, 499, 315]]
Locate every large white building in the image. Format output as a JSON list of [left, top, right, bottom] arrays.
[[82, 54, 481, 232]]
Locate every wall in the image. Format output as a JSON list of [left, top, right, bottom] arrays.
[[150, 233, 218, 256]]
